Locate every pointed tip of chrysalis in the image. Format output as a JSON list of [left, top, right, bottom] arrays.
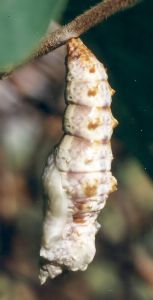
[[67, 38, 108, 81], [67, 38, 93, 60]]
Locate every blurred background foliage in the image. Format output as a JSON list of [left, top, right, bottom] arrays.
[[0, 0, 67, 71], [0, 0, 153, 299]]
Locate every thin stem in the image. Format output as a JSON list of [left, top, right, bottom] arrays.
[[35, 0, 142, 58], [0, 0, 143, 78]]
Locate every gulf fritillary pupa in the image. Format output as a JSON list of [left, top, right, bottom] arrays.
[[39, 38, 118, 284]]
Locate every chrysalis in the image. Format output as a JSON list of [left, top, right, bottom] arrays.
[[40, 38, 118, 284]]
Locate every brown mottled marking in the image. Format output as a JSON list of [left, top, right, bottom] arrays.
[[68, 38, 93, 62], [88, 118, 101, 130], [73, 213, 85, 224], [84, 183, 98, 197], [88, 88, 97, 97], [85, 159, 92, 164], [110, 177, 117, 193], [89, 66, 95, 73], [75, 202, 91, 211], [112, 118, 118, 128], [111, 88, 116, 96]]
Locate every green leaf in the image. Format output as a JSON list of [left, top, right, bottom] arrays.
[[0, 0, 67, 71]]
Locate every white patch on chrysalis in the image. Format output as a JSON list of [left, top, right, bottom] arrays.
[[40, 153, 99, 282], [40, 154, 68, 250]]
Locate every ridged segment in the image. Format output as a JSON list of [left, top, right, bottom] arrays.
[[40, 38, 117, 283], [66, 80, 113, 107], [56, 135, 113, 172], [61, 170, 117, 198]]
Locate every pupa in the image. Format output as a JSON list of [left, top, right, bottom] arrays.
[[39, 38, 118, 284]]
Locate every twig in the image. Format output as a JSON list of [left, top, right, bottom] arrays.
[[35, 0, 142, 58], [0, 0, 142, 78]]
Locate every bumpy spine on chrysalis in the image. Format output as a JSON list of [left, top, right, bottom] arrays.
[[40, 38, 118, 284]]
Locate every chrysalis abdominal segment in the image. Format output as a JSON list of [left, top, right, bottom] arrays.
[[40, 38, 118, 284]]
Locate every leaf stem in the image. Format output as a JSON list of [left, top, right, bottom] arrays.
[[35, 0, 142, 58], [1, 0, 142, 78]]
